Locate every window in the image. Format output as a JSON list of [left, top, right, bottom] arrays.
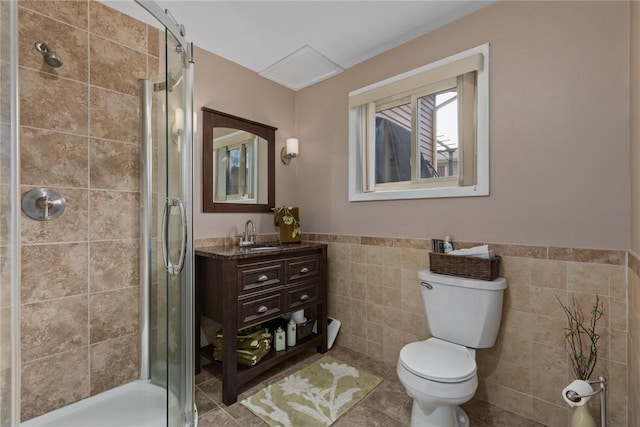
[[348, 44, 489, 201]]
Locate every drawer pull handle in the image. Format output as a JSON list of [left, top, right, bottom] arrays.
[[257, 275, 269, 282], [300, 267, 310, 274], [257, 305, 268, 314], [299, 294, 309, 301]]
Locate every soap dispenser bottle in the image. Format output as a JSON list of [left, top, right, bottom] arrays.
[[274, 327, 286, 351], [287, 319, 297, 347], [443, 235, 453, 254]]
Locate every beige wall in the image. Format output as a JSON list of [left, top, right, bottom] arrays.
[[295, 1, 630, 250], [192, 46, 297, 239], [17, 2, 155, 420], [629, 1, 640, 426], [632, 0, 640, 255]]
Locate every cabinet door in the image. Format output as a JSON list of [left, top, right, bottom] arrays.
[[238, 261, 283, 295], [238, 290, 284, 329], [286, 255, 321, 282], [285, 280, 320, 312]]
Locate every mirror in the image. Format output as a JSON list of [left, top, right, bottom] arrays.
[[202, 107, 276, 212]]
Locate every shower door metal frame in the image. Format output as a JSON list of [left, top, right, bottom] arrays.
[[8, 0, 22, 426], [139, 79, 153, 381], [135, 1, 190, 50]]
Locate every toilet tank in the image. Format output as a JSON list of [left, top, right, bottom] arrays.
[[419, 270, 507, 348]]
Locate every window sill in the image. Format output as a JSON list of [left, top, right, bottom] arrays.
[[348, 184, 488, 201]]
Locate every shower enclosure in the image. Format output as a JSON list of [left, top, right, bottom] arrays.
[[1, 1, 195, 426]]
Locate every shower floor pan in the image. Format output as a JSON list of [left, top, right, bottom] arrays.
[[21, 380, 176, 427]]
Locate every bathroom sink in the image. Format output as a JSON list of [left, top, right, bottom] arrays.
[[247, 246, 281, 252], [240, 242, 283, 253]]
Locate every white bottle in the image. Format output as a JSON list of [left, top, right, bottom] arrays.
[[287, 319, 297, 347], [274, 327, 286, 351], [443, 235, 453, 254]]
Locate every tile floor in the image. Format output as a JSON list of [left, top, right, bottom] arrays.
[[195, 345, 546, 427]]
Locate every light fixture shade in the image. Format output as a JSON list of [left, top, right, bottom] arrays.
[[286, 138, 299, 156], [281, 137, 299, 164], [175, 108, 184, 131]]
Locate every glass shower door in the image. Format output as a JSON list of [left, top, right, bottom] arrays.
[[138, 1, 195, 425], [161, 28, 194, 427]]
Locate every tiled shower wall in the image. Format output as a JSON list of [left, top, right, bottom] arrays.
[[301, 233, 628, 427], [18, 1, 158, 420], [1, 1, 13, 424], [629, 251, 639, 426]]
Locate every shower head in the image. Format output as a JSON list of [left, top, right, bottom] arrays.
[[34, 42, 63, 68]]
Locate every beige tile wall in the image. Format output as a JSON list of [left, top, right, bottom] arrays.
[[629, 251, 639, 427], [302, 233, 628, 427], [1, 2, 12, 423], [18, 1, 157, 420]]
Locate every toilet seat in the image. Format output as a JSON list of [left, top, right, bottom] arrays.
[[399, 338, 476, 383]]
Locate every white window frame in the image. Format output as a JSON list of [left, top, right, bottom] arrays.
[[348, 43, 489, 201]]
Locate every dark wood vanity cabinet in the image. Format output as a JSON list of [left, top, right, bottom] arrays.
[[195, 242, 328, 405]]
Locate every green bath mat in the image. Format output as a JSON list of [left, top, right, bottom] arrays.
[[241, 356, 382, 427]]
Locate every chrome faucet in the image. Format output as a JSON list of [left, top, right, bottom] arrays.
[[240, 219, 256, 247]]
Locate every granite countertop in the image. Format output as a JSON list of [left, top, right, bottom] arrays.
[[195, 240, 327, 260]]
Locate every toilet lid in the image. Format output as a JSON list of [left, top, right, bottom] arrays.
[[399, 338, 476, 383]]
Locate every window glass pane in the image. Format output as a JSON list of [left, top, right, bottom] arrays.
[[244, 143, 253, 197], [375, 102, 411, 184], [416, 94, 437, 179], [227, 147, 240, 195], [434, 89, 458, 177]]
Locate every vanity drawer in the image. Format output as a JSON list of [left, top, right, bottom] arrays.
[[238, 290, 284, 329], [238, 261, 283, 295], [286, 255, 321, 283], [285, 280, 320, 312]]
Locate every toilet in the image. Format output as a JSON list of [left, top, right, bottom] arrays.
[[397, 270, 507, 427]]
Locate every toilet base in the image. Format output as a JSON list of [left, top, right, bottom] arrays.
[[410, 401, 469, 427]]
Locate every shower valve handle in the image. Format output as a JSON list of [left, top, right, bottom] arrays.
[[22, 188, 66, 221], [37, 195, 53, 220]]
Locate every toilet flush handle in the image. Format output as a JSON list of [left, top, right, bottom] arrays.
[[420, 281, 433, 290]]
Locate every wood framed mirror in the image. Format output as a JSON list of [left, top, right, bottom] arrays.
[[202, 107, 276, 213]]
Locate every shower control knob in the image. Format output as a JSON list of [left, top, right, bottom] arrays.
[[22, 188, 66, 221], [37, 195, 53, 220]]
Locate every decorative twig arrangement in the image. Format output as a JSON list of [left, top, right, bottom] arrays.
[[557, 294, 604, 380]]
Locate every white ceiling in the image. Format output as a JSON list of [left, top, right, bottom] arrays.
[[102, 1, 493, 90]]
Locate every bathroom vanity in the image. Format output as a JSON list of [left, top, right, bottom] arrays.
[[195, 242, 328, 405]]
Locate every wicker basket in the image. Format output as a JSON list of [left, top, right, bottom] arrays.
[[429, 252, 501, 281], [296, 318, 315, 342]]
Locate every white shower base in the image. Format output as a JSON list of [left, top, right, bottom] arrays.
[[21, 380, 190, 427]]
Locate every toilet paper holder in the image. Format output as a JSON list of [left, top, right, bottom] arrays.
[[564, 376, 607, 427]]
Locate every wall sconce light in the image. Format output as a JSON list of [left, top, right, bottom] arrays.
[[281, 137, 299, 165], [193, 111, 197, 135]]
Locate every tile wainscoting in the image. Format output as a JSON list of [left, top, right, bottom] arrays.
[[196, 234, 629, 426], [628, 251, 639, 427]]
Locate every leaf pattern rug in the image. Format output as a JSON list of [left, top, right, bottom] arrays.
[[241, 356, 382, 427]]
